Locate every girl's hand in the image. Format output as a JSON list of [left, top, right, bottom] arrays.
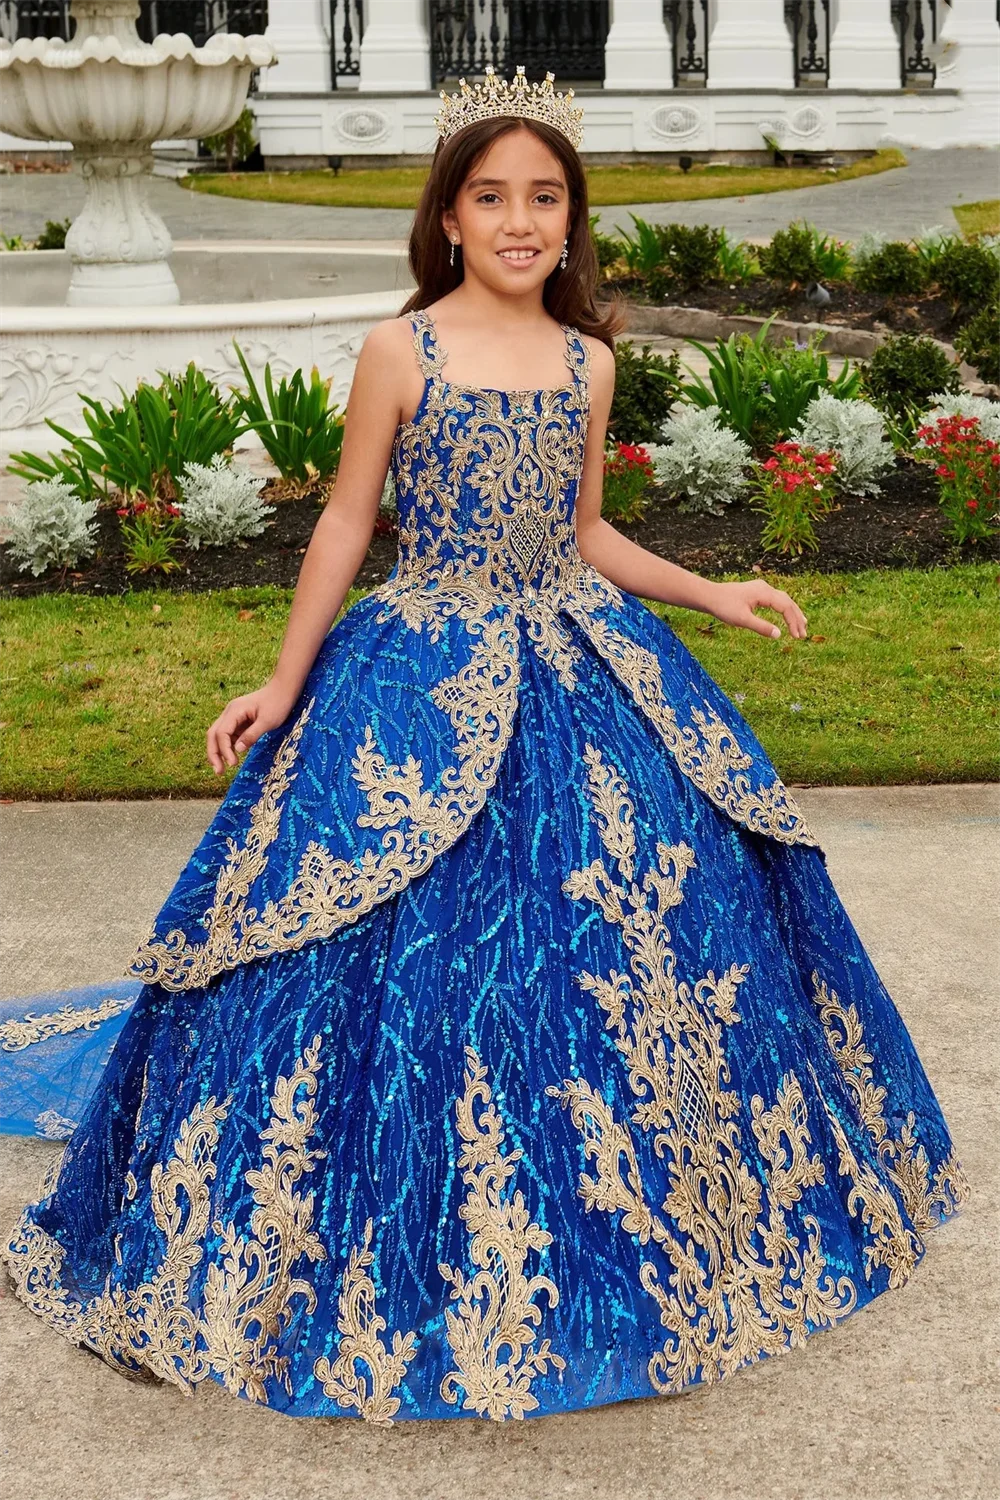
[[706, 579, 808, 640], [206, 683, 298, 774]]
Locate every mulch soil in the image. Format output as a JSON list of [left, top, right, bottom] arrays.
[[606, 276, 964, 343], [3, 459, 993, 600]]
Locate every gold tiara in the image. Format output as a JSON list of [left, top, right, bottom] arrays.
[[434, 64, 585, 150]]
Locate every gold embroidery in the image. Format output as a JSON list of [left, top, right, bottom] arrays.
[[2, 1039, 329, 1407], [810, 973, 971, 1230], [0, 994, 132, 1052], [313, 1219, 418, 1425], [563, 612, 820, 849], [548, 745, 855, 1395], [129, 619, 520, 992], [199, 1037, 328, 1402], [439, 1047, 566, 1420]]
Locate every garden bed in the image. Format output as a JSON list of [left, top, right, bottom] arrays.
[[2, 459, 994, 601]]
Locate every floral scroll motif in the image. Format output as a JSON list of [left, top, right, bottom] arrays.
[[439, 1047, 566, 1420], [809, 973, 971, 1232], [549, 743, 859, 1395], [0, 995, 132, 1052]]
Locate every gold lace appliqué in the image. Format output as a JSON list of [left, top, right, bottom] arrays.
[[0, 994, 132, 1052], [2, 1037, 329, 1405], [439, 1046, 566, 1420], [810, 972, 971, 1232], [548, 743, 856, 1395], [313, 1219, 419, 1425]]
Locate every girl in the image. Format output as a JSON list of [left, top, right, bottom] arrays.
[[1, 67, 968, 1425]]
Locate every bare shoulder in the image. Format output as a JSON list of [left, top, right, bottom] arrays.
[[359, 315, 414, 366], [580, 334, 616, 394]]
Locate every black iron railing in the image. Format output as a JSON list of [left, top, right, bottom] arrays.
[[891, 0, 938, 86], [785, 1, 830, 86], [663, 1, 708, 88], [329, 0, 364, 86], [0, 1, 268, 42], [429, 1, 609, 88]]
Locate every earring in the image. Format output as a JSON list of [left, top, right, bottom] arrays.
[[559, 236, 569, 270], [449, 238, 458, 267]]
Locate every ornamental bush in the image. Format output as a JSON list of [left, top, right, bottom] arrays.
[[177, 455, 275, 549], [861, 334, 960, 420], [758, 223, 819, 285], [795, 392, 895, 496], [955, 302, 1000, 387], [933, 240, 999, 310], [921, 391, 1000, 445], [645, 406, 752, 514], [5, 479, 99, 576], [853, 241, 927, 296], [609, 340, 681, 445]]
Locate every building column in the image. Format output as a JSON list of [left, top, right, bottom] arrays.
[[937, 0, 1000, 142], [264, 0, 331, 93], [828, 0, 900, 90], [358, 0, 431, 92], [708, 0, 794, 90], [603, 0, 673, 90]]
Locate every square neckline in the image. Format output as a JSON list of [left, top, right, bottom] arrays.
[[409, 306, 586, 400]]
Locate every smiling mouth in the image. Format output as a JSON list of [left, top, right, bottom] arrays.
[[497, 248, 542, 262]]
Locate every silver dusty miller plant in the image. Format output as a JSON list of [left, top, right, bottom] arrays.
[[920, 391, 1000, 445], [178, 455, 275, 549], [6, 478, 99, 576], [795, 392, 894, 496], [646, 405, 751, 514]]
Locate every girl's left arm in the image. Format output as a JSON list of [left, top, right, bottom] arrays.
[[575, 339, 808, 642]]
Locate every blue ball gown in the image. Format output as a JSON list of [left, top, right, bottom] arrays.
[[1, 308, 969, 1424]]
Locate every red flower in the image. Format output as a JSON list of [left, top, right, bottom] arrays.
[[164, 503, 181, 517], [966, 500, 980, 511], [116, 506, 128, 516]]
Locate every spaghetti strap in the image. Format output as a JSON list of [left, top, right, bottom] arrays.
[[563, 324, 590, 388], [407, 307, 448, 379]]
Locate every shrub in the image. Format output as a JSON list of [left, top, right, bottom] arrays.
[[955, 302, 1000, 386], [861, 334, 960, 420], [758, 223, 819, 285], [589, 213, 626, 272], [808, 226, 852, 282], [921, 391, 1000, 445], [794, 392, 895, 496], [933, 240, 999, 309], [232, 345, 345, 492], [851, 230, 889, 270], [34, 217, 71, 251], [609, 340, 680, 445], [201, 105, 256, 173], [116, 500, 183, 576], [618, 215, 669, 278], [602, 442, 654, 523], [645, 406, 751, 514], [915, 414, 1000, 545], [679, 322, 860, 453], [749, 442, 838, 556], [645, 223, 723, 296], [853, 241, 927, 295], [177, 455, 275, 549], [4, 479, 99, 576]]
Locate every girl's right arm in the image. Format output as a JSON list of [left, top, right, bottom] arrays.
[[206, 319, 407, 774]]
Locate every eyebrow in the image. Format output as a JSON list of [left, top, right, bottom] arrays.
[[465, 176, 565, 190]]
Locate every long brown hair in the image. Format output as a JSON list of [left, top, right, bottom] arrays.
[[399, 116, 626, 348]]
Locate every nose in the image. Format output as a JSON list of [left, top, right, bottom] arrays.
[[501, 198, 536, 237]]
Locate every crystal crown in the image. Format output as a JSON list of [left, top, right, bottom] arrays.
[[434, 64, 584, 151]]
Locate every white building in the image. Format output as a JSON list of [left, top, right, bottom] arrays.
[[255, 1, 999, 163]]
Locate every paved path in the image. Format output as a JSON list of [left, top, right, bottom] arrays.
[[2, 146, 996, 246], [1, 784, 997, 1500]]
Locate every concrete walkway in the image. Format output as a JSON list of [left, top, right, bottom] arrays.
[[2, 146, 996, 246], [1, 784, 997, 1500]]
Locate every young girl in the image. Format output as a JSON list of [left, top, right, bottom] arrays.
[[1, 67, 968, 1425]]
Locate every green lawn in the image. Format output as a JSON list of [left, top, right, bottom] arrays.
[[953, 199, 1000, 237], [1, 564, 995, 800], [181, 150, 906, 212]]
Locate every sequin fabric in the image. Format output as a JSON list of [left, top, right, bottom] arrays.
[[1, 310, 969, 1422]]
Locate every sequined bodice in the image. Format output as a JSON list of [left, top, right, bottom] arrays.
[[380, 307, 591, 604]]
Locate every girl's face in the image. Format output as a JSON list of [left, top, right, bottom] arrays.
[[442, 126, 571, 292]]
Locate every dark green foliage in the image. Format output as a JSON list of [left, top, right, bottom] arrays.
[[609, 340, 681, 445], [861, 334, 960, 419], [757, 223, 819, 285], [34, 218, 71, 251], [933, 240, 1000, 310], [644, 223, 724, 295], [588, 212, 626, 271], [955, 302, 1000, 385], [853, 242, 928, 295]]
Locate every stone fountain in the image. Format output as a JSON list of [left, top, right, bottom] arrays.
[[0, 0, 275, 306]]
